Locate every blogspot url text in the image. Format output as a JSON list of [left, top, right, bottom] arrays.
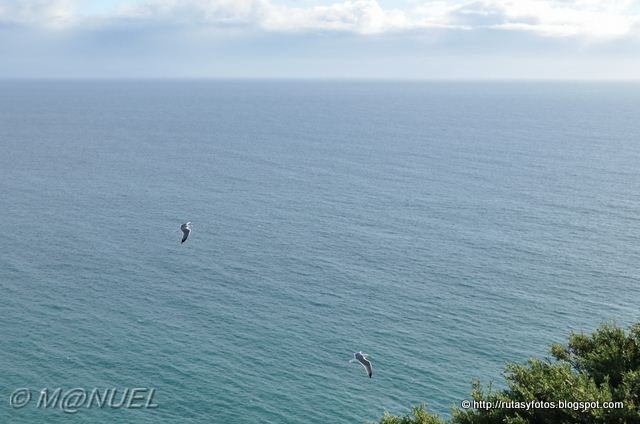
[[460, 399, 625, 411]]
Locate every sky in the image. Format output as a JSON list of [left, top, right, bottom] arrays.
[[1, 0, 640, 78]]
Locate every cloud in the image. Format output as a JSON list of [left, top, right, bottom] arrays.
[[0, 0, 79, 27], [478, 0, 639, 38], [1, 0, 639, 80], [114, 0, 266, 27], [117, 0, 640, 38], [3, 0, 639, 38], [113, 0, 417, 34], [261, 0, 411, 34]]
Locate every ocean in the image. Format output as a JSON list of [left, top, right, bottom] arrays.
[[1, 81, 639, 423]]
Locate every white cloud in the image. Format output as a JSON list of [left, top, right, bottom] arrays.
[[261, 0, 411, 34], [0, 0, 79, 27], [117, 0, 640, 38], [480, 0, 639, 38], [2, 0, 639, 38], [115, 0, 266, 26]]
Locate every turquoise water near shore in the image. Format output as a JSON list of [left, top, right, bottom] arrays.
[[1, 81, 639, 423]]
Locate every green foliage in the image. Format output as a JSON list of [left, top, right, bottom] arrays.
[[551, 322, 640, 388], [374, 322, 640, 424], [375, 404, 446, 424]]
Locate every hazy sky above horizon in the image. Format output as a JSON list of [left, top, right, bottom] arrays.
[[1, 0, 640, 78]]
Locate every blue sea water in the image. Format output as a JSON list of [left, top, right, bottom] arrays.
[[1, 81, 639, 423]]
